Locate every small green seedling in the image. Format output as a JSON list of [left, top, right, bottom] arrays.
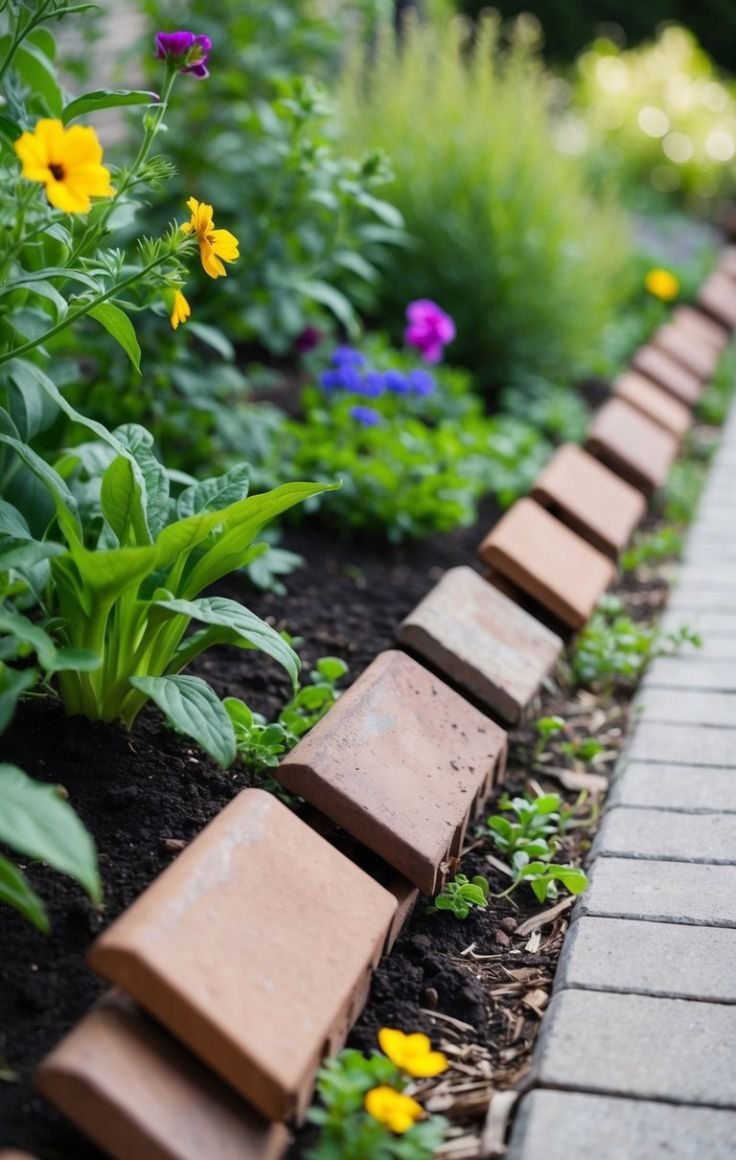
[[532, 715, 565, 759], [487, 792, 563, 856], [499, 852, 589, 904], [428, 873, 490, 919], [620, 527, 682, 574], [559, 736, 605, 764]]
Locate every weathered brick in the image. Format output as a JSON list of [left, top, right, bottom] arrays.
[[534, 989, 736, 1106], [37, 993, 289, 1160], [672, 304, 729, 351], [698, 270, 736, 329], [630, 344, 703, 406], [577, 856, 736, 926], [277, 650, 506, 893], [611, 761, 736, 813], [530, 443, 646, 559], [651, 321, 720, 380], [585, 398, 678, 495], [637, 686, 736, 727], [509, 1090, 736, 1160], [557, 915, 736, 1002], [627, 720, 736, 765], [477, 498, 615, 629], [593, 804, 736, 863], [397, 565, 563, 722], [89, 789, 397, 1122], [613, 371, 691, 439]]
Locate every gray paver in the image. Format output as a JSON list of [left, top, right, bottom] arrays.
[[638, 686, 736, 726], [556, 916, 736, 1002], [644, 659, 736, 692], [508, 1090, 736, 1160], [669, 587, 736, 610], [674, 564, 736, 590], [535, 989, 736, 1106], [628, 721, 736, 765], [593, 805, 736, 863], [611, 760, 736, 812], [577, 856, 736, 926], [658, 608, 736, 638]]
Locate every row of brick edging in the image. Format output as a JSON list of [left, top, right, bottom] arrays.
[[19, 248, 736, 1160]]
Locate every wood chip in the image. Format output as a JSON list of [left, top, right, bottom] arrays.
[[515, 895, 575, 937], [479, 1090, 521, 1158]]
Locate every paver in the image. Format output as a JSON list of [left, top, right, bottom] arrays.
[[477, 498, 615, 630], [627, 720, 736, 765], [556, 916, 736, 1003], [508, 1090, 736, 1160], [637, 686, 736, 727], [89, 789, 398, 1122], [698, 270, 736, 329], [585, 397, 678, 495], [643, 658, 736, 693], [277, 650, 506, 894], [669, 582, 736, 609], [651, 320, 720, 380], [658, 608, 736, 638], [593, 804, 736, 863], [672, 304, 730, 351], [396, 565, 562, 722], [529, 443, 645, 559], [675, 565, 736, 590], [577, 856, 736, 926], [534, 989, 736, 1106], [630, 344, 703, 405], [611, 761, 736, 812], [612, 371, 691, 439], [37, 992, 289, 1160]]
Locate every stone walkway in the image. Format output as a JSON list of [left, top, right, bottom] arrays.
[[508, 404, 736, 1159]]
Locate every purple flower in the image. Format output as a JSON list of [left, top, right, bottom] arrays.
[[408, 368, 436, 397], [384, 369, 410, 395], [295, 325, 324, 355], [404, 299, 456, 364], [320, 364, 363, 392], [331, 345, 366, 368], [155, 31, 212, 78], [359, 371, 387, 398], [350, 405, 382, 427]]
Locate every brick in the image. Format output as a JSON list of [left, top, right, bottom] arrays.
[[643, 659, 736, 693], [89, 789, 397, 1122], [534, 989, 736, 1107], [477, 498, 615, 630], [672, 304, 730, 351], [396, 566, 563, 722], [651, 321, 720, 380], [628, 720, 736, 765], [529, 443, 645, 559], [612, 761, 736, 812], [593, 804, 736, 863], [277, 650, 506, 893], [37, 993, 289, 1160], [557, 916, 736, 1003], [577, 856, 736, 926], [637, 686, 736, 727], [630, 344, 703, 405], [509, 1090, 736, 1160], [698, 270, 736, 329], [612, 371, 691, 439], [585, 398, 678, 496]]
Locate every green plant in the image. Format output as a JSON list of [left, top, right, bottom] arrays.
[[697, 340, 736, 426], [427, 873, 489, 919], [559, 736, 605, 763], [661, 457, 707, 526], [620, 527, 683, 573], [488, 792, 563, 855], [532, 714, 565, 758], [499, 851, 588, 904]]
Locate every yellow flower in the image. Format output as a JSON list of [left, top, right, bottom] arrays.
[[170, 289, 191, 330], [645, 268, 680, 301], [181, 196, 239, 278], [364, 1086, 424, 1134], [378, 1028, 448, 1078], [14, 118, 114, 214]]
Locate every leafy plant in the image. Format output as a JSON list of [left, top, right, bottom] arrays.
[[532, 714, 565, 758], [488, 792, 563, 856], [661, 456, 707, 527], [620, 527, 683, 573], [428, 873, 489, 919], [697, 339, 736, 426], [559, 736, 605, 764], [500, 851, 588, 904]]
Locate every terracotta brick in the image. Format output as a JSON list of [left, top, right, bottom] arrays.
[[89, 790, 397, 1123], [698, 271, 736, 330], [0, 1154, 38, 1159], [613, 372, 692, 440], [672, 305, 730, 352], [586, 398, 678, 496], [651, 322, 719, 381], [530, 443, 646, 560], [37, 993, 289, 1160], [630, 345, 703, 406], [397, 565, 561, 722], [277, 650, 506, 894], [477, 498, 615, 630]]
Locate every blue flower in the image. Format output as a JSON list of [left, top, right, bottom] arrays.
[[331, 345, 366, 368], [350, 405, 382, 427], [408, 369, 436, 397], [384, 369, 410, 395], [320, 365, 363, 392], [359, 371, 387, 398]]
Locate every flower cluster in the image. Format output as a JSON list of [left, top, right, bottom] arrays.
[[404, 299, 455, 363], [363, 1028, 448, 1135], [319, 346, 437, 426]]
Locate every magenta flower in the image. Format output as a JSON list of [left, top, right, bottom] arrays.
[[294, 325, 324, 355], [404, 299, 456, 364], [155, 31, 212, 78]]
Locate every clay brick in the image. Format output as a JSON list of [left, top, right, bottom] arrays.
[[530, 443, 646, 560], [613, 372, 692, 440], [630, 345, 703, 406], [89, 790, 397, 1123], [672, 305, 729, 352], [37, 993, 289, 1160], [397, 565, 562, 723], [698, 271, 736, 330], [277, 650, 506, 894], [477, 498, 615, 630], [586, 398, 678, 496], [0, 1154, 38, 1159], [651, 322, 719, 381]]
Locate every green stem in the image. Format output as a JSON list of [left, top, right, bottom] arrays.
[[0, 0, 54, 87]]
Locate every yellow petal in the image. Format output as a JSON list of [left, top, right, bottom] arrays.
[[378, 1028, 408, 1067], [33, 118, 66, 161], [62, 124, 104, 166], [67, 162, 114, 197], [46, 179, 91, 214], [403, 1049, 448, 1077], [210, 227, 240, 261], [170, 289, 191, 330]]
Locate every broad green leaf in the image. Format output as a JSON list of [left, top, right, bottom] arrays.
[[88, 303, 141, 373], [113, 424, 169, 538], [64, 543, 158, 599], [223, 697, 255, 731], [0, 607, 57, 669], [0, 501, 29, 539], [15, 42, 63, 117], [0, 433, 81, 544], [0, 764, 101, 901], [7, 278, 67, 323], [1, 269, 100, 296], [0, 537, 65, 573], [100, 456, 149, 547], [293, 279, 359, 336], [154, 596, 300, 686], [8, 363, 59, 439], [0, 114, 22, 145], [129, 675, 236, 768], [177, 464, 250, 519], [62, 88, 159, 126], [0, 853, 48, 932], [0, 667, 37, 734], [51, 647, 100, 672], [315, 657, 349, 683]]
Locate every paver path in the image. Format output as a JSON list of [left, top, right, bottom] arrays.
[[508, 404, 736, 1159]]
